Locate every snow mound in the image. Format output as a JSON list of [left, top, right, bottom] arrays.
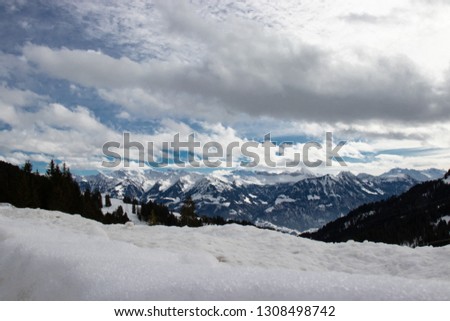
[[0, 206, 449, 300]]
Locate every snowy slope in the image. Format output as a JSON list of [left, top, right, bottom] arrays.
[[1, 204, 449, 300], [101, 196, 142, 225]]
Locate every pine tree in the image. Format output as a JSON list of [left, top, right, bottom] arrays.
[[93, 190, 103, 209], [180, 195, 200, 227], [54, 164, 61, 177], [84, 188, 91, 200], [115, 205, 124, 218], [62, 162, 72, 179], [148, 208, 157, 225], [22, 160, 33, 174], [136, 204, 142, 221], [445, 169, 450, 179], [105, 194, 112, 207], [46, 160, 56, 176]]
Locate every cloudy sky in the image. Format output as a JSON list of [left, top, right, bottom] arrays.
[[0, 0, 449, 175]]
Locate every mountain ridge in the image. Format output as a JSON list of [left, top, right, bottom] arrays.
[[76, 168, 445, 231], [303, 172, 450, 246]]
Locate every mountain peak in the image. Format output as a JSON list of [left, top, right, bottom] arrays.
[[380, 168, 445, 182], [337, 171, 356, 179]]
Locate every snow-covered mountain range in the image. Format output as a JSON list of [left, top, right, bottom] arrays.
[[76, 168, 445, 231]]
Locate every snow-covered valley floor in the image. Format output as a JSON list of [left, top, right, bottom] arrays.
[[0, 204, 449, 300]]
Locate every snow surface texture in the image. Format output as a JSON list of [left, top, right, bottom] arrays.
[[1, 204, 450, 300]]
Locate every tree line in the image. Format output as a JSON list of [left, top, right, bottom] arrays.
[[136, 194, 253, 227], [0, 160, 129, 224]]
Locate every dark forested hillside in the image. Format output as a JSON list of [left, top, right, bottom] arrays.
[[0, 160, 129, 224], [303, 174, 450, 247]]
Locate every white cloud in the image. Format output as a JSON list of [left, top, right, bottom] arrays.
[[0, 85, 47, 108], [2, 0, 450, 173], [22, 36, 449, 125], [0, 86, 121, 168], [0, 52, 30, 78]]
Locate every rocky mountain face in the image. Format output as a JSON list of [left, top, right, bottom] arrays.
[[76, 168, 444, 231]]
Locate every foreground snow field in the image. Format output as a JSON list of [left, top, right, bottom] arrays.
[[0, 204, 449, 300]]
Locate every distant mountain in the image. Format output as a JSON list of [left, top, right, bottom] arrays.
[[380, 167, 444, 182], [75, 168, 445, 231], [303, 172, 450, 247], [249, 171, 417, 231], [77, 169, 203, 200]]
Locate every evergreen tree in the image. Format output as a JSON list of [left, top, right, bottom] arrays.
[[54, 164, 61, 177], [180, 195, 201, 227], [22, 160, 32, 174], [62, 162, 72, 179], [93, 189, 103, 209], [115, 205, 124, 217], [148, 208, 157, 225], [84, 188, 91, 201], [136, 205, 141, 221], [46, 160, 56, 176], [105, 194, 112, 207]]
